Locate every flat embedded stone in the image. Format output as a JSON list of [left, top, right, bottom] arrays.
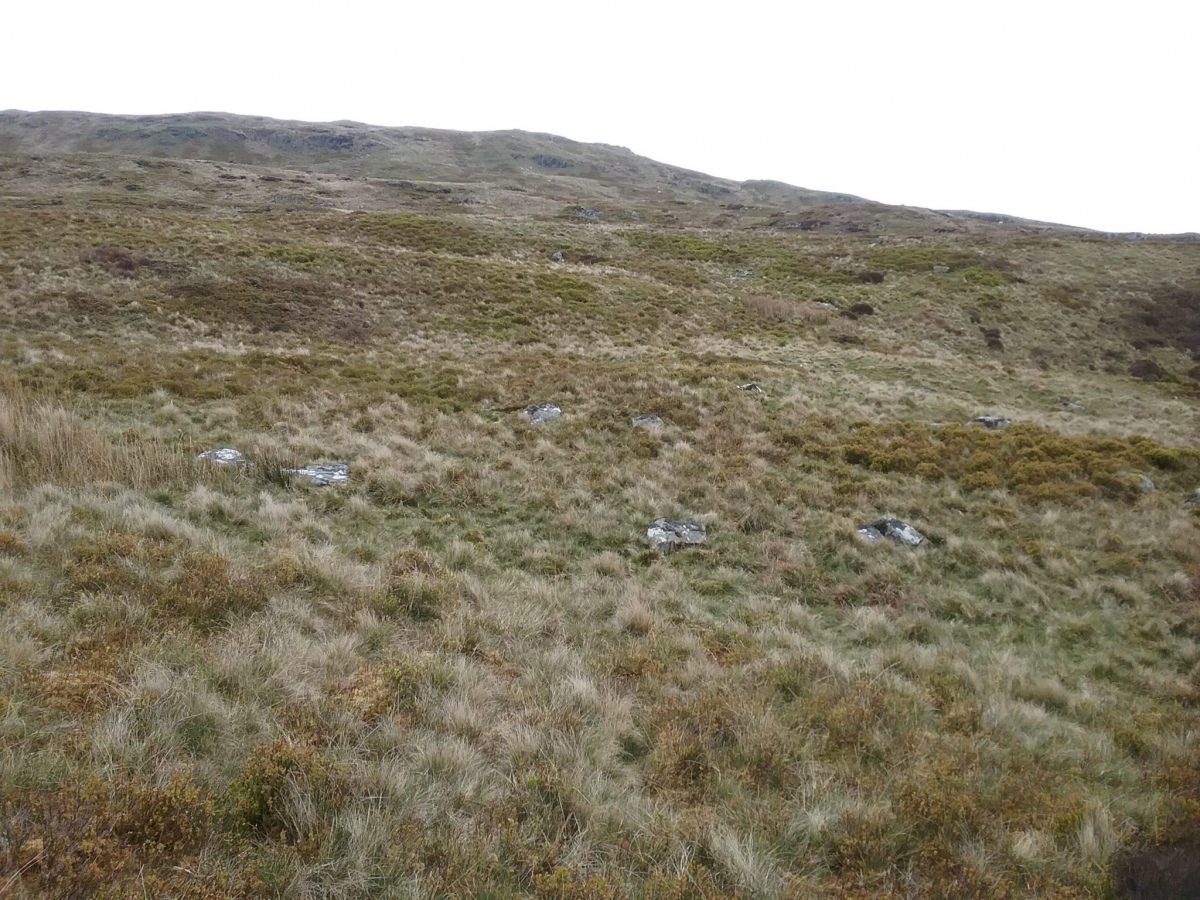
[[523, 403, 561, 424], [858, 518, 925, 546], [196, 448, 246, 466], [647, 518, 706, 553], [286, 462, 349, 485]]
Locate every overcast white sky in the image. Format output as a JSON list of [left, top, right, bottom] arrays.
[[5, 0, 1198, 233]]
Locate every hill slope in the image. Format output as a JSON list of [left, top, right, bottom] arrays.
[[0, 110, 1198, 899]]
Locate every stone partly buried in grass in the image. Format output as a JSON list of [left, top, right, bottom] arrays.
[[647, 518, 706, 553], [857, 518, 926, 546], [631, 413, 663, 428], [523, 403, 561, 424], [196, 448, 246, 466], [969, 415, 1012, 429], [286, 462, 350, 486]]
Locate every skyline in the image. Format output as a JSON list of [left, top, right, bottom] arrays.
[[5, 0, 1198, 234]]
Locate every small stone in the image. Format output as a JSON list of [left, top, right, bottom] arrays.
[[523, 403, 561, 424], [577, 207, 601, 219], [817, 301, 839, 311], [196, 448, 246, 466], [286, 462, 349, 485], [738, 383, 763, 394], [969, 416, 1012, 429], [631, 413, 663, 428], [647, 518, 706, 553], [932, 265, 951, 274], [859, 518, 925, 546], [730, 268, 754, 280], [1140, 474, 1156, 493], [550, 250, 564, 263], [630, 211, 641, 220], [1057, 400, 1085, 411]]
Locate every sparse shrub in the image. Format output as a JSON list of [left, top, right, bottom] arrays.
[[159, 550, 269, 628], [227, 738, 350, 851], [0, 773, 223, 899], [380, 549, 461, 619]]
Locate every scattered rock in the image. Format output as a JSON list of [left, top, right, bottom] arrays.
[[576, 207, 601, 219], [730, 268, 754, 280], [196, 448, 246, 466], [630, 211, 641, 221], [1057, 399, 1085, 411], [980, 327, 1004, 350], [932, 265, 951, 274], [1130, 358, 1164, 381], [647, 518, 706, 553], [857, 518, 925, 546], [523, 403, 562, 424], [816, 301, 840, 311], [286, 462, 349, 486], [738, 383, 763, 394], [631, 414, 663, 428], [848, 302, 875, 316], [1140, 474, 1156, 493], [969, 416, 1012, 429], [550, 250, 564, 263]]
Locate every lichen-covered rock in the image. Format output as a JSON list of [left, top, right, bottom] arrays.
[[523, 403, 561, 424], [631, 414, 663, 428], [286, 462, 349, 485], [647, 518, 706, 553], [858, 518, 925, 546], [196, 448, 246, 466], [969, 416, 1011, 429]]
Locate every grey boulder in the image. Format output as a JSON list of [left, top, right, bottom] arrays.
[[523, 403, 562, 424], [631, 413, 663, 428], [857, 518, 925, 546], [286, 462, 350, 486], [196, 448, 246, 466], [647, 518, 706, 553]]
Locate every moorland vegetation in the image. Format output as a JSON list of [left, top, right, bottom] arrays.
[[0, 111, 1199, 898]]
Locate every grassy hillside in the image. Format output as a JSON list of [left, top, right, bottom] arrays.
[[1, 112, 1198, 898]]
